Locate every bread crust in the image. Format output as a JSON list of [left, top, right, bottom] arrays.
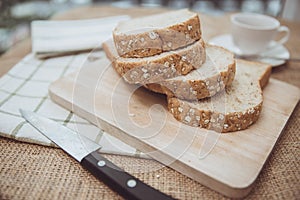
[[113, 11, 201, 58]]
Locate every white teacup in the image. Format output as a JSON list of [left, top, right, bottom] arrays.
[[230, 13, 290, 55]]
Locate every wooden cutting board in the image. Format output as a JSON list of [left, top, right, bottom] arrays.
[[49, 55, 300, 198]]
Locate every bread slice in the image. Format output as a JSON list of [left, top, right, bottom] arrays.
[[113, 9, 202, 58], [144, 44, 236, 100], [103, 39, 206, 84], [167, 60, 272, 133]]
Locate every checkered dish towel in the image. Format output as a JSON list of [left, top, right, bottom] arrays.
[[0, 16, 147, 158]]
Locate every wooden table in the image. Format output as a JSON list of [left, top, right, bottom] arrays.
[[0, 6, 299, 200]]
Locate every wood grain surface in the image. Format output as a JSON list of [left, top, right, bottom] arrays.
[[49, 55, 299, 198]]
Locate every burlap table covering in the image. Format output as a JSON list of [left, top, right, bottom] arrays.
[[0, 6, 299, 199]]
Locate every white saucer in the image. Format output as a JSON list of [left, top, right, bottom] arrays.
[[208, 34, 290, 67]]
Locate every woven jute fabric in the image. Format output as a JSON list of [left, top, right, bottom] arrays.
[[0, 103, 299, 200], [0, 6, 300, 200]]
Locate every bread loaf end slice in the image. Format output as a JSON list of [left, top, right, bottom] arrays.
[[168, 59, 272, 133], [113, 9, 202, 58]]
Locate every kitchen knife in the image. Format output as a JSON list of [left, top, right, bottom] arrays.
[[20, 109, 174, 200]]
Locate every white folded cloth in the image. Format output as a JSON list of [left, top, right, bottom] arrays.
[[31, 15, 130, 58]]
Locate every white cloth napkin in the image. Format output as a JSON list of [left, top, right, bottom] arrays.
[[31, 15, 130, 58]]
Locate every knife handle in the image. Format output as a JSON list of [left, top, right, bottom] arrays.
[[81, 151, 174, 200]]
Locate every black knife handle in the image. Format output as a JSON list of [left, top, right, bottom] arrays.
[[81, 151, 174, 200]]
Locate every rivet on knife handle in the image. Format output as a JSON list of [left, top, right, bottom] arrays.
[[81, 151, 175, 200]]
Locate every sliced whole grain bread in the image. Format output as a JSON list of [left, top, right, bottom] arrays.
[[144, 44, 236, 100], [167, 59, 272, 133], [103, 39, 206, 84], [113, 9, 202, 58]]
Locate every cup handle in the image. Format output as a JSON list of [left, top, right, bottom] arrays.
[[275, 26, 290, 45], [265, 26, 290, 51]]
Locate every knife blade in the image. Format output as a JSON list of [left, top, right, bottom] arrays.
[[20, 109, 174, 200]]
